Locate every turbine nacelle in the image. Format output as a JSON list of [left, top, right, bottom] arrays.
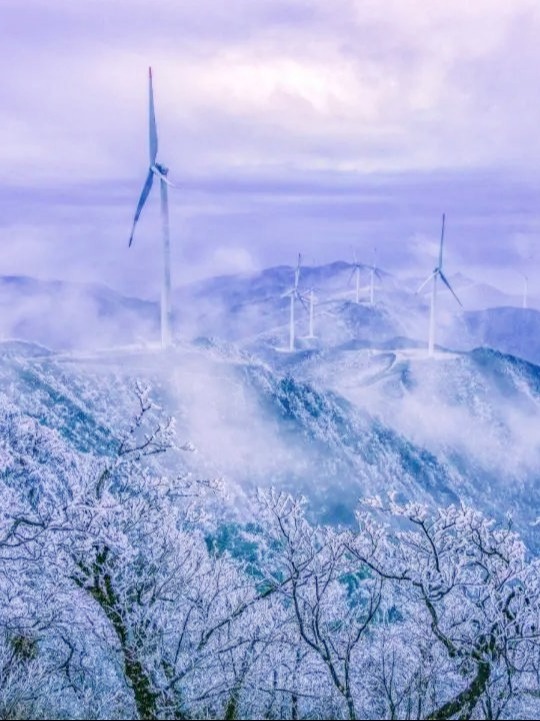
[[416, 267, 463, 308], [282, 287, 309, 310], [367, 265, 383, 278], [151, 163, 174, 186], [152, 162, 168, 176], [348, 263, 363, 282]]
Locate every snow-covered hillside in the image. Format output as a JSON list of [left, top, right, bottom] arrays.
[[2, 266, 540, 720], [1, 261, 538, 550], [2, 335, 538, 548]]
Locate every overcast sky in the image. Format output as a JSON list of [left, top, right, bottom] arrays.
[[1, 0, 539, 298]]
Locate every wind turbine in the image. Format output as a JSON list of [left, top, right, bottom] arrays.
[[282, 254, 308, 351], [348, 251, 363, 304], [521, 272, 529, 309], [366, 248, 383, 306], [305, 288, 317, 339], [128, 67, 174, 349], [416, 214, 462, 357]]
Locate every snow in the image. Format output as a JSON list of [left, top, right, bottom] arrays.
[[1, 261, 540, 719], [0, 261, 538, 542]]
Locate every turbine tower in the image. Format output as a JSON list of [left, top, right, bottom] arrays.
[[366, 248, 383, 306], [306, 288, 316, 339], [348, 251, 363, 304], [282, 254, 308, 351], [128, 67, 173, 349], [521, 273, 529, 309], [417, 214, 462, 357]]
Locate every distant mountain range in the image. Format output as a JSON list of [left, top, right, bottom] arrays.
[[1, 264, 536, 344], [0, 275, 158, 350], [0, 262, 539, 360]]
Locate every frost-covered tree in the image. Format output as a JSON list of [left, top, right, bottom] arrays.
[[54, 384, 278, 719], [0, 385, 282, 719], [256, 490, 383, 720], [3, 379, 540, 720], [348, 498, 540, 720]]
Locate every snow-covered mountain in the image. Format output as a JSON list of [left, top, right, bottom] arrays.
[[1, 262, 538, 549], [1, 336, 538, 549]]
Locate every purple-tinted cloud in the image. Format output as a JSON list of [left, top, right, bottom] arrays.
[[1, 0, 539, 296]]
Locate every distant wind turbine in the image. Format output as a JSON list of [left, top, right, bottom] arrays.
[[128, 67, 174, 349], [282, 254, 308, 351], [521, 272, 529, 309], [366, 248, 383, 306], [348, 251, 363, 304], [306, 288, 317, 339], [416, 214, 463, 357], [348, 249, 383, 305]]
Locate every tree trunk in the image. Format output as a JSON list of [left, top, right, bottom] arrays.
[[426, 661, 490, 720]]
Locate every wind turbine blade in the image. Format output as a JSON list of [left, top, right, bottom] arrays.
[[298, 293, 309, 312], [439, 270, 463, 307], [149, 67, 158, 165], [294, 253, 302, 289], [128, 169, 154, 247], [347, 268, 356, 286], [438, 213, 445, 269], [374, 268, 383, 281], [416, 270, 437, 294]]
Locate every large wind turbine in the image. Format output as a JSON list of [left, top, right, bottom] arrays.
[[128, 67, 173, 349], [282, 254, 308, 351], [417, 214, 462, 357]]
